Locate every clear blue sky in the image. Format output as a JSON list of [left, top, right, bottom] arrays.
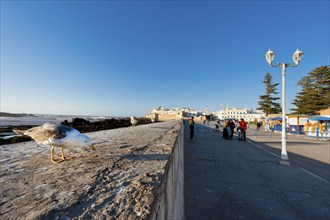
[[1, 0, 329, 117]]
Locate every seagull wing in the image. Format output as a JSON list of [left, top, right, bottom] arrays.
[[23, 123, 74, 144]]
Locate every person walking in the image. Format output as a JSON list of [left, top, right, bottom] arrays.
[[189, 116, 195, 139], [257, 121, 261, 130], [223, 120, 229, 140], [240, 118, 247, 141], [237, 125, 244, 141], [227, 120, 235, 140]]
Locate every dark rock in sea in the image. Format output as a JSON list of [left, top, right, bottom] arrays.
[[61, 118, 132, 133], [61, 118, 89, 128], [61, 117, 152, 133], [0, 117, 152, 146], [0, 125, 34, 145], [0, 135, 32, 145]]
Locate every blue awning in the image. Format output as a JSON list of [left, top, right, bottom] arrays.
[[307, 116, 330, 121], [268, 116, 282, 121]]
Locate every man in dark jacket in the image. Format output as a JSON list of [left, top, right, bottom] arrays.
[[189, 116, 195, 139]]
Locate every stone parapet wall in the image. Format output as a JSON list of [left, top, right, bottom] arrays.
[[145, 113, 180, 121], [150, 122, 184, 220], [0, 121, 184, 219]]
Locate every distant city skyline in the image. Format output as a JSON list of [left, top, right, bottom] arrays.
[[0, 104, 262, 117], [1, 1, 329, 117]]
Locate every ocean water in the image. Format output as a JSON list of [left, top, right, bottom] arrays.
[[0, 114, 117, 139], [1, 115, 65, 127], [0, 114, 116, 127]]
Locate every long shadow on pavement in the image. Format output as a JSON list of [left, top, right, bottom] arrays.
[[184, 123, 330, 220]]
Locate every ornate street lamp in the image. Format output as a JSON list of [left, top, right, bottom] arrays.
[[292, 49, 304, 65], [265, 49, 303, 165]]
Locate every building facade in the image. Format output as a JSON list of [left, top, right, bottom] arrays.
[[146, 106, 202, 121], [147, 106, 265, 123], [215, 107, 265, 122]]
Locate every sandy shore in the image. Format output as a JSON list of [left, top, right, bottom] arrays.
[[0, 121, 181, 219]]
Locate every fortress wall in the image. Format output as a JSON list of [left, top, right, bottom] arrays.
[[150, 123, 185, 220]]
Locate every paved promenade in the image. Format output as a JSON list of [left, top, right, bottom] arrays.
[[184, 122, 330, 220]]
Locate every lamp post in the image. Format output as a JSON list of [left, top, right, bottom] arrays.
[[265, 49, 304, 165]]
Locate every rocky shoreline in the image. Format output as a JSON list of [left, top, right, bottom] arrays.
[[0, 117, 153, 145]]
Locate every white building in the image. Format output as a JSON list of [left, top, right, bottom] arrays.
[[152, 106, 175, 114], [151, 106, 202, 117], [214, 107, 265, 122], [151, 106, 264, 122]]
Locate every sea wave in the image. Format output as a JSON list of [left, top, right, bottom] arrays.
[[0, 116, 62, 127], [0, 114, 124, 127]]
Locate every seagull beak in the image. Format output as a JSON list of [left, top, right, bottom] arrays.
[[89, 145, 96, 150]]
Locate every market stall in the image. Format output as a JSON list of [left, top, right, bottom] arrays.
[[288, 115, 309, 134], [304, 116, 330, 138], [268, 117, 283, 132]]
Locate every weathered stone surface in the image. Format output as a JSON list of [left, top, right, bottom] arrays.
[[0, 121, 180, 220]]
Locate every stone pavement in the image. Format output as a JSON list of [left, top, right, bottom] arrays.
[[184, 122, 330, 220]]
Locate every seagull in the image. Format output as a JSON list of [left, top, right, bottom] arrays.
[[14, 123, 95, 163], [130, 116, 138, 126]]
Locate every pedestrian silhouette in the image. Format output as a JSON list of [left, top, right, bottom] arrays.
[[189, 116, 195, 139]]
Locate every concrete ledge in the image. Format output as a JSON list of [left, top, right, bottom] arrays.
[[150, 122, 184, 220], [0, 121, 184, 219]]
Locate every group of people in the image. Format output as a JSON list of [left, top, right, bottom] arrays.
[[187, 117, 247, 141], [222, 118, 247, 141]]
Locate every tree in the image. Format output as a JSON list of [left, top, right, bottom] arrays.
[[257, 73, 282, 116], [291, 65, 330, 114]]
